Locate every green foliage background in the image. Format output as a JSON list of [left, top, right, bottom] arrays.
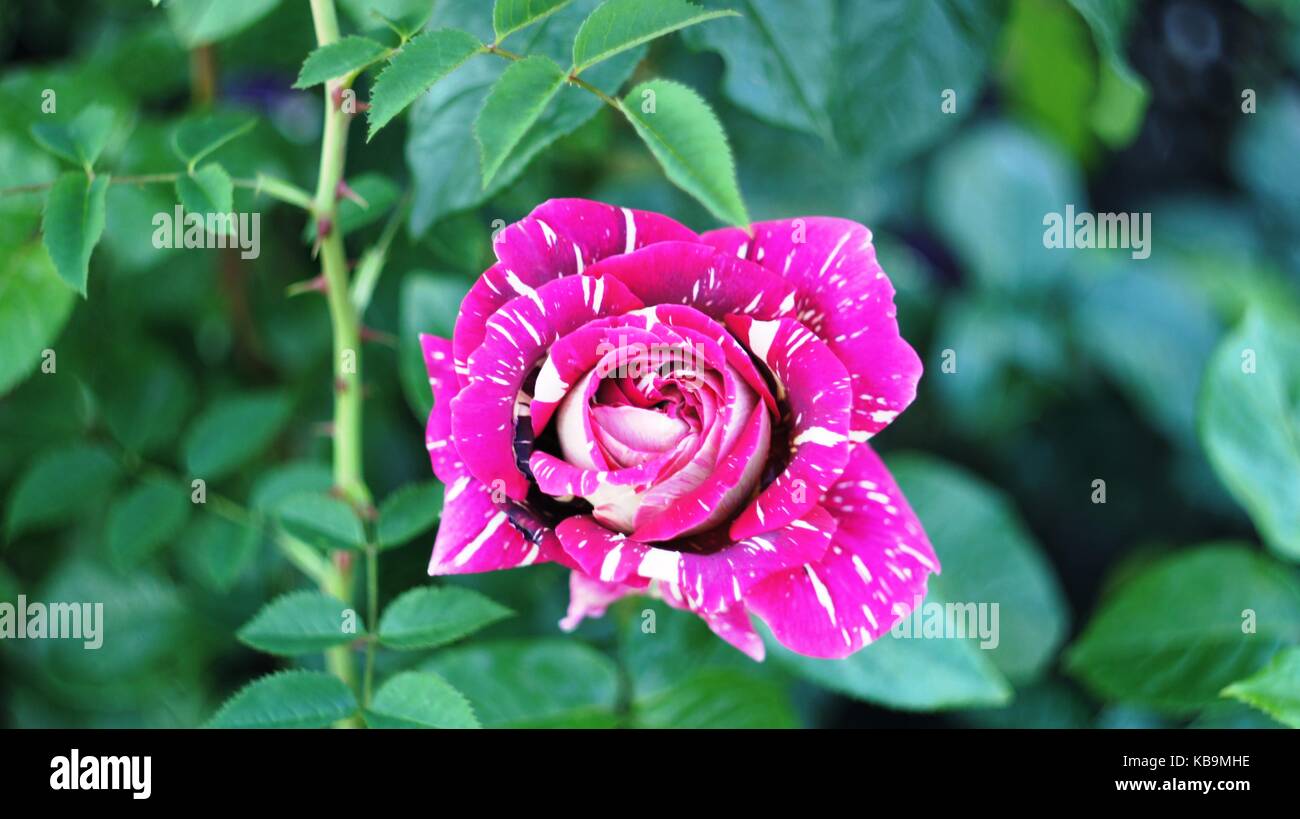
[[1, 0, 1299, 728]]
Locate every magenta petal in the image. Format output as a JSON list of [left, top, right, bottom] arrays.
[[450, 274, 642, 500], [452, 200, 697, 385], [428, 470, 563, 575], [660, 505, 836, 614], [630, 402, 770, 542], [554, 515, 650, 584], [702, 219, 922, 441], [558, 505, 835, 616], [522, 199, 699, 268], [725, 314, 852, 539], [420, 333, 461, 484], [744, 444, 940, 659]]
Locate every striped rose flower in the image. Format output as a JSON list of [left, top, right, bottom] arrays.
[[419, 199, 938, 660]]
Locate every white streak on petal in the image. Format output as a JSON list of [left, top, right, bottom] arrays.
[[622, 207, 636, 254], [637, 547, 680, 582], [452, 511, 508, 567]]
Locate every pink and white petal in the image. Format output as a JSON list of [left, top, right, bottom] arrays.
[[589, 241, 801, 322], [724, 315, 853, 539], [555, 515, 651, 584], [420, 333, 461, 483], [451, 201, 697, 384], [559, 571, 645, 632], [428, 472, 562, 575], [702, 219, 922, 441], [630, 402, 770, 542], [744, 444, 940, 659], [451, 274, 642, 500], [650, 304, 778, 415], [452, 263, 557, 388], [524, 199, 699, 268], [643, 505, 836, 613]]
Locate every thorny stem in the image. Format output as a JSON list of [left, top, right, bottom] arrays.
[[311, 0, 371, 725]]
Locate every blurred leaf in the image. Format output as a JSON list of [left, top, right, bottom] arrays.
[[30, 105, 116, 169], [170, 113, 257, 172], [182, 390, 292, 481], [339, 0, 432, 34], [421, 639, 619, 726], [1089, 52, 1148, 148], [931, 295, 1069, 436], [622, 79, 749, 227], [277, 492, 367, 552], [33, 562, 187, 684], [399, 271, 470, 419], [0, 134, 58, 248], [168, 0, 284, 48], [376, 481, 443, 549], [834, 0, 1005, 167], [6, 443, 120, 540], [295, 36, 389, 89], [959, 682, 1094, 728], [42, 172, 110, 296], [926, 123, 1082, 290], [378, 586, 513, 649], [493, 0, 573, 43], [0, 243, 75, 395], [620, 602, 754, 698], [367, 28, 484, 140], [684, 0, 833, 138], [237, 590, 363, 655], [570, 0, 736, 74], [365, 671, 479, 728], [1231, 87, 1300, 228], [106, 479, 191, 568], [475, 55, 567, 188], [632, 669, 797, 728], [1066, 0, 1149, 147], [406, 0, 643, 233], [175, 163, 234, 219], [1065, 543, 1300, 712], [1199, 309, 1300, 560], [208, 670, 358, 728], [251, 462, 334, 514], [1075, 264, 1221, 447], [182, 512, 261, 592], [764, 617, 1012, 710], [99, 345, 194, 455], [1221, 646, 1300, 728], [1189, 701, 1284, 729], [1000, 0, 1098, 158], [888, 453, 1069, 681]]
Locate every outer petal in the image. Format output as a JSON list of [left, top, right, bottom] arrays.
[[724, 315, 852, 539], [702, 219, 922, 442], [744, 444, 940, 659], [452, 200, 697, 385], [421, 333, 460, 483], [428, 469, 564, 575], [556, 506, 836, 614], [451, 274, 642, 500]]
